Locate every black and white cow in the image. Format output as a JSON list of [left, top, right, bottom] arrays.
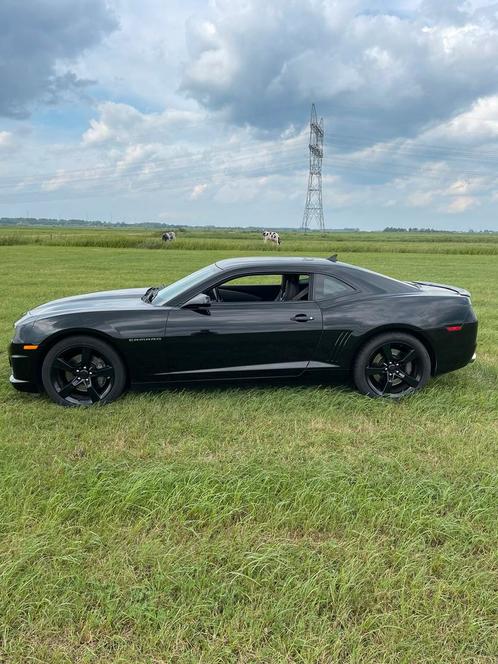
[[262, 230, 281, 245], [161, 231, 176, 242]]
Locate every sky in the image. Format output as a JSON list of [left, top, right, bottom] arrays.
[[1, 0, 498, 230]]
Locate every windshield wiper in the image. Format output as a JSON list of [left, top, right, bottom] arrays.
[[141, 285, 164, 304]]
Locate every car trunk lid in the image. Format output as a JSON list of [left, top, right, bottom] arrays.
[[411, 281, 471, 297]]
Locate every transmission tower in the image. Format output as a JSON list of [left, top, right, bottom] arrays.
[[302, 104, 325, 231]]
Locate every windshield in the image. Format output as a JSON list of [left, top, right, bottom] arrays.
[[152, 263, 221, 305]]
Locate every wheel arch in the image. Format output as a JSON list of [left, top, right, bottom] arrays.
[[36, 329, 130, 385], [352, 324, 437, 374]]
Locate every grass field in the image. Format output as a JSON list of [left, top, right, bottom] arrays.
[[0, 228, 497, 663], [1, 225, 498, 254]]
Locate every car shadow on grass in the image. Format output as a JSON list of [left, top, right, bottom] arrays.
[[6, 374, 356, 408], [131, 372, 354, 397]]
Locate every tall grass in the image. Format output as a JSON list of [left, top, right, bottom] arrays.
[[1, 225, 498, 254]]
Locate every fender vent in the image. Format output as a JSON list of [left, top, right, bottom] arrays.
[[330, 330, 351, 364]]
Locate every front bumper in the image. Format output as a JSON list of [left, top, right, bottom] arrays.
[[10, 374, 40, 393], [8, 342, 41, 393]]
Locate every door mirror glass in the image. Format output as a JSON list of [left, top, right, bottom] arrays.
[[183, 293, 211, 310]]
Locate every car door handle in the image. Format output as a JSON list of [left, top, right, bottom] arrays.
[[291, 313, 314, 322]]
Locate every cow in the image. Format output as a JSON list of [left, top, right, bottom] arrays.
[[162, 231, 176, 242], [262, 230, 281, 245]]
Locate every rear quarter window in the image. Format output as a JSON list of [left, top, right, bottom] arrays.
[[314, 274, 355, 300]]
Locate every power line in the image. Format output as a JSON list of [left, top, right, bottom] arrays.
[[0, 142, 305, 192], [3, 129, 498, 192], [2, 154, 495, 206], [326, 132, 498, 163], [3, 126, 498, 206]]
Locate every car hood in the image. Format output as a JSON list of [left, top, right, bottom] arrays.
[[28, 288, 151, 318]]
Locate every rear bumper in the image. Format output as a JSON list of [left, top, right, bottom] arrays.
[[430, 320, 478, 375]]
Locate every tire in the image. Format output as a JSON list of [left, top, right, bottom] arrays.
[[353, 332, 431, 398], [41, 335, 126, 406]]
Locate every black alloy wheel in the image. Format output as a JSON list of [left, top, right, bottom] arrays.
[[41, 335, 126, 406], [353, 332, 431, 398]]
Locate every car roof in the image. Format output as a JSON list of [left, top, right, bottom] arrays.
[[216, 256, 334, 270]]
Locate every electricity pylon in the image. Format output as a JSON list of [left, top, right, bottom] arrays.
[[302, 104, 325, 231]]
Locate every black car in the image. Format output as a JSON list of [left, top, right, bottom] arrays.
[[9, 256, 477, 406]]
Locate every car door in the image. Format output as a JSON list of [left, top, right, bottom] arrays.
[[158, 275, 323, 381]]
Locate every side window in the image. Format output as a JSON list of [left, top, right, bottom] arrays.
[[205, 273, 311, 303], [221, 274, 281, 287], [207, 274, 282, 303], [313, 274, 355, 300]]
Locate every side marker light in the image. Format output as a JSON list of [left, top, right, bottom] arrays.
[[446, 326, 462, 332], [23, 345, 39, 350]]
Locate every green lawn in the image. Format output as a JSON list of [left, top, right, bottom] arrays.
[[0, 239, 497, 662]]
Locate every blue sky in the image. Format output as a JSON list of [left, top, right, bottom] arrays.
[[1, 0, 498, 230]]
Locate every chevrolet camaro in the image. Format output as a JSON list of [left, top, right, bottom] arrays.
[[9, 256, 477, 406]]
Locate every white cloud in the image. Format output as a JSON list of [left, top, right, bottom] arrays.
[[191, 183, 208, 199], [82, 102, 205, 146], [420, 95, 498, 145], [445, 195, 478, 213], [407, 191, 436, 208], [182, 0, 498, 140], [0, 131, 15, 152]]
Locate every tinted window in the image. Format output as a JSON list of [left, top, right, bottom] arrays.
[[209, 273, 310, 303], [314, 274, 354, 300]]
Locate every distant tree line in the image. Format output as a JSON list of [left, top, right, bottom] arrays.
[[0, 217, 180, 229], [0, 218, 496, 233], [383, 226, 497, 233]]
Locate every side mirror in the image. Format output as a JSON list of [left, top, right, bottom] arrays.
[[182, 293, 211, 313]]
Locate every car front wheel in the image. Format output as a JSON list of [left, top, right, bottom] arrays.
[[41, 335, 126, 406], [353, 332, 431, 398]]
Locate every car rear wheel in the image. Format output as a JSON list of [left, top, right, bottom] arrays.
[[353, 332, 431, 398], [41, 335, 126, 406]]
